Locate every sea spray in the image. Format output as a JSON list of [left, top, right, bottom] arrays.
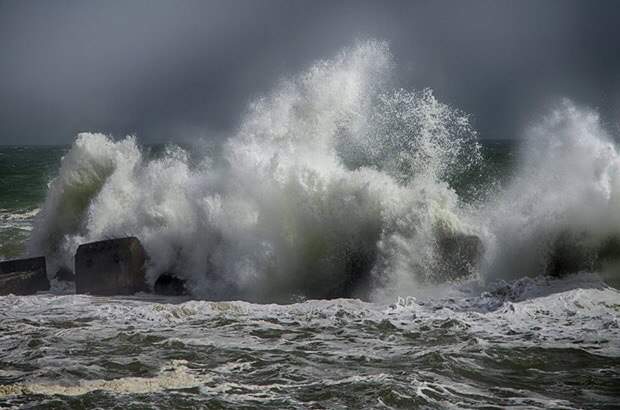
[[479, 100, 620, 280], [27, 41, 482, 301]]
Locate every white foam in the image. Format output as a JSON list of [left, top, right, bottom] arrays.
[[478, 100, 620, 279], [27, 41, 480, 301], [0, 360, 208, 397], [24, 41, 620, 298], [0, 208, 39, 230]]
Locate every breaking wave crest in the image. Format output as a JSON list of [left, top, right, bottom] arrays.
[[26, 40, 620, 300], [480, 101, 620, 282], [27, 41, 482, 301]]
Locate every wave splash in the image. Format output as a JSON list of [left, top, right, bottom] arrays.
[[27, 40, 620, 300], [27, 41, 483, 301], [480, 101, 620, 281]]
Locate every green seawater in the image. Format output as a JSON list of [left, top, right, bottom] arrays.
[[448, 139, 518, 204], [0, 146, 66, 211], [0, 146, 66, 258]]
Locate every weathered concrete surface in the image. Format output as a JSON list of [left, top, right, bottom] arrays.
[[0, 256, 49, 295], [75, 237, 148, 295]]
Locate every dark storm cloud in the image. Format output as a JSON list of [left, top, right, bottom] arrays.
[[1, 0, 620, 144]]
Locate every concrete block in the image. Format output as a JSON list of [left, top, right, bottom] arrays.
[[75, 237, 148, 295], [0, 256, 49, 295]]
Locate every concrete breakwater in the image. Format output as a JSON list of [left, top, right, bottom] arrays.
[[0, 233, 484, 298], [0, 256, 49, 295], [74, 237, 148, 296], [0, 237, 150, 296], [5, 229, 620, 298], [5, 230, 619, 298]]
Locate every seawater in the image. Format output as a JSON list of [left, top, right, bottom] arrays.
[[0, 277, 618, 408], [0, 41, 619, 408]]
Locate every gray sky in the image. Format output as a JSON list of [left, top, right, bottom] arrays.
[[1, 0, 620, 144]]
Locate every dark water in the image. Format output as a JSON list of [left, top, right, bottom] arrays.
[[0, 146, 66, 258], [449, 139, 518, 204]]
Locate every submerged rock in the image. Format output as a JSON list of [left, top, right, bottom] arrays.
[[75, 237, 148, 296], [154, 273, 187, 296], [0, 256, 49, 295]]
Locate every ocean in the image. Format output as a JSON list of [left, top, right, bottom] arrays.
[[0, 41, 619, 408]]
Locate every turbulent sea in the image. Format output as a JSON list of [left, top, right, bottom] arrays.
[[1, 42, 619, 408]]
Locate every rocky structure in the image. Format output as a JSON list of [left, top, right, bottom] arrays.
[[75, 237, 148, 295], [0, 256, 50, 295]]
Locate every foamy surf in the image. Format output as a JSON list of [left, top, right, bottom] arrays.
[[0, 273, 617, 407], [0, 360, 205, 397], [0, 209, 38, 233]]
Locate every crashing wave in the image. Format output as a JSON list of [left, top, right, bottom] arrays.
[[27, 41, 482, 301], [479, 100, 620, 283], [26, 41, 620, 301]]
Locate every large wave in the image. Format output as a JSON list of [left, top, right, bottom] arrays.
[[26, 40, 620, 301], [479, 100, 620, 282], [27, 41, 483, 301]]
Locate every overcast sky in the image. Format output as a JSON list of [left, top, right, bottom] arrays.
[[1, 0, 620, 144]]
